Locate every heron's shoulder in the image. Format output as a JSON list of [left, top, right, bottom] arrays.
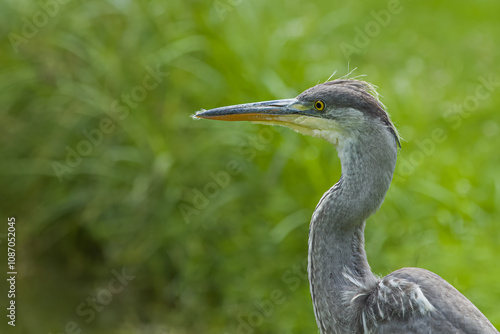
[[349, 268, 499, 334], [386, 267, 477, 306], [343, 267, 435, 332], [350, 268, 435, 319], [388, 268, 500, 333]]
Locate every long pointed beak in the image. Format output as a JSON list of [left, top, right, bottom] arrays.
[[193, 98, 316, 122]]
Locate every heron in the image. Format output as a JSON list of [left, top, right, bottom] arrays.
[[194, 79, 499, 333]]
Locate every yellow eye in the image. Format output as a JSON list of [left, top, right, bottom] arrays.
[[314, 100, 325, 111]]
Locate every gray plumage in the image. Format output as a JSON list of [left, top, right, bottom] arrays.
[[195, 79, 498, 334]]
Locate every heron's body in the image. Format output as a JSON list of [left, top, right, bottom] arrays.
[[195, 79, 498, 333]]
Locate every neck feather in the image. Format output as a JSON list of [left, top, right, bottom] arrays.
[[308, 123, 398, 333]]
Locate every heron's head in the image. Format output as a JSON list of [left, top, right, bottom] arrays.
[[194, 79, 400, 149]]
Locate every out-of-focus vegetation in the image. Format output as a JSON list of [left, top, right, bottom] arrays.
[[1, 0, 499, 333]]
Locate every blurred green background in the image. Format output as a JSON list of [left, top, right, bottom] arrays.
[[1, 0, 499, 333]]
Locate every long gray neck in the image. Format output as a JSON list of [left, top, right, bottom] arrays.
[[308, 124, 398, 334]]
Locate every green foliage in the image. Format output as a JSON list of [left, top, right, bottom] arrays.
[[1, 0, 499, 333]]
